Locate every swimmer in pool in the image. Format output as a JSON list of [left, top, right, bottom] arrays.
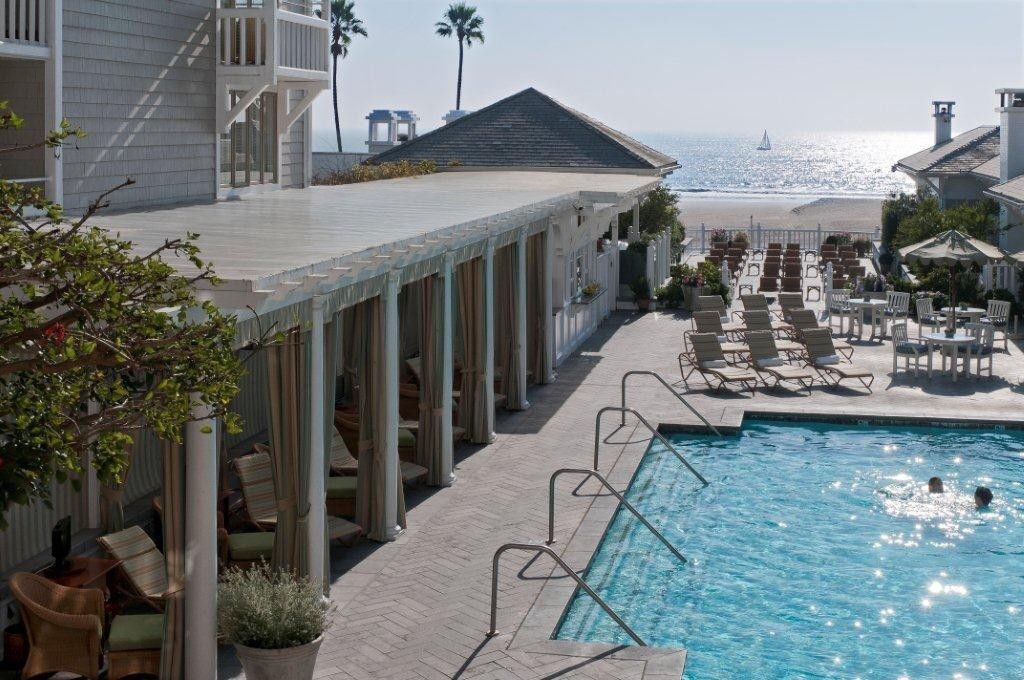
[[928, 477, 944, 493], [974, 486, 993, 508]]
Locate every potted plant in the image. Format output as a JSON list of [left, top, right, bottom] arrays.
[[218, 565, 331, 680], [631, 276, 652, 312], [709, 228, 728, 246], [581, 282, 601, 301]]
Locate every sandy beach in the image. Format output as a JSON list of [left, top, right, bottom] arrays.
[[677, 195, 882, 233]]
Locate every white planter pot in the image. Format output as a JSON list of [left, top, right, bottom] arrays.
[[234, 635, 323, 680]]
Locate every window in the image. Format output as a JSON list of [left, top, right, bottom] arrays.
[[220, 91, 277, 188]]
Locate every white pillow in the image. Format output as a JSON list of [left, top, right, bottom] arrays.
[[758, 357, 784, 367], [702, 359, 728, 369], [719, 315, 730, 324], [816, 354, 841, 365], [716, 335, 728, 343]]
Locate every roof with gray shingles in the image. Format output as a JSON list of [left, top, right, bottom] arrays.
[[972, 156, 1002, 180], [986, 175, 1024, 206], [370, 88, 679, 174], [895, 126, 1000, 176]]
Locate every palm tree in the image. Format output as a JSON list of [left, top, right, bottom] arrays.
[[329, 0, 366, 152], [434, 3, 484, 111]]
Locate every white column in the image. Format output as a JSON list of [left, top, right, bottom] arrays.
[[542, 228, 555, 381], [440, 253, 456, 485], [45, 0, 63, 204], [184, 398, 217, 680], [307, 295, 326, 583], [482, 238, 496, 441], [513, 230, 530, 410], [383, 271, 401, 540], [609, 217, 620, 307], [629, 199, 641, 242]]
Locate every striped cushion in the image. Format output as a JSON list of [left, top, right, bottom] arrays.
[[235, 450, 278, 525], [98, 526, 167, 598], [329, 429, 357, 474]]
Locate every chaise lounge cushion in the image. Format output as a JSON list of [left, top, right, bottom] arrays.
[[108, 613, 164, 651], [327, 476, 358, 499], [226, 532, 275, 561], [398, 428, 416, 449]]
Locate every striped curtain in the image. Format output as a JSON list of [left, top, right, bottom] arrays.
[[417, 275, 450, 485], [526, 233, 550, 384], [159, 440, 185, 680], [264, 328, 312, 574], [456, 259, 490, 443], [501, 245, 526, 410], [322, 312, 341, 588]]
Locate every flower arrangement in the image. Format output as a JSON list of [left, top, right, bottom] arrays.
[[581, 282, 601, 298], [709, 228, 729, 243], [670, 264, 705, 287]]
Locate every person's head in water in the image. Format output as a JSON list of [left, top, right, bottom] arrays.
[[975, 486, 993, 508], [928, 477, 944, 493]]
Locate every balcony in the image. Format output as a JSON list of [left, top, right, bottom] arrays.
[[217, 0, 329, 85], [1, 0, 52, 59]]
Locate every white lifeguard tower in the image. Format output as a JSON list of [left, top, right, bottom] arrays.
[[366, 109, 419, 153], [442, 109, 472, 125]]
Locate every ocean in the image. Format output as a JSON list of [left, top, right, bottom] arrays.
[[315, 129, 929, 200]]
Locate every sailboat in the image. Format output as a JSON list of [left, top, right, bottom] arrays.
[[757, 129, 772, 151]]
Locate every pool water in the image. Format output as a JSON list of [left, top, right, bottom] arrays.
[[556, 421, 1024, 679]]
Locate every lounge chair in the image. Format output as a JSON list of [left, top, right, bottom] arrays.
[[328, 426, 428, 484], [236, 448, 363, 538], [802, 328, 874, 392], [96, 525, 168, 610], [744, 331, 814, 393], [789, 309, 854, 360], [740, 293, 784, 321], [9, 572, 104, 680], [777, 292, 805, 321], [685, 311, 750, 356], [696, 295, 744, 324], [742, 311, 802, 355], [687, 333, 760, 394]]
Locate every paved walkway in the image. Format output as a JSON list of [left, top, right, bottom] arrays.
[[220, 294, 1024, 680]]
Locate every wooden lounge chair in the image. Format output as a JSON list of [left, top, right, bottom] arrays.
[[802, 328, 874, 392], [96, 525, 168, 610], [789, 309, 854, 360], [236, 448, 363, 538], [687, 333, 760, 394], [741, 311, 801, 354], [777, 292, 804, 321], [686, 311, 750, 357], [328, 426, 428, 484], [744, 331, 814, 393], [740, 293, 784, 321]]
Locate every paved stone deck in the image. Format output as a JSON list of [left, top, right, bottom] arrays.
[[220, 292, 1024, 680]]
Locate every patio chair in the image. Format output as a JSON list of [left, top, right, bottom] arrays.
[[687, 332, 760, 394], [9, 572, 104, 680], [828, 289, 852, 334], [744, 331, 814, 393], [740, 293, 783, 320], [777, 292, 805, 321], [237, 448, 364, 540], [984, 299, 1011, 351], [697, 295, 743, 324], [741, 310, 796, 343], [891, 321, 929, 378], [960, 322, 995, 379], [802, 328, 874, 392], [780, 276, 803, 295], [759, 276, 779, 294], [788, 309, 854, 360], [914, 297, 946, 338], [328, 426, 428, 485], [108, 613, 164, 680], [96, 525, 167, 610]]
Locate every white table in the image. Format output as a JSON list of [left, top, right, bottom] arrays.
[[940, 306, 986, 325], [847, 299, 888, 340], [922, 332, 974, 382]]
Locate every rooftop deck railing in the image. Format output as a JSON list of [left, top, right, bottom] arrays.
[[2, 0, 48, 50], [218, 0, 328, 74]]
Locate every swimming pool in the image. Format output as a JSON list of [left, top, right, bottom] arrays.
[[556, 420, 1024, 679]]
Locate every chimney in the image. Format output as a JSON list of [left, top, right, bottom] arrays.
[[932, 101, 955, 146], [997, 88, 1024, 182]]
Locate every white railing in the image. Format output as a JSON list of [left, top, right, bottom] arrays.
[[981, 263, 1018, 297], [218, 4, 328, 74], [1, 0, 47, 48], [697, 223, 881, 253], [553, 250, 614, 365], [644, 230, 673, 287]]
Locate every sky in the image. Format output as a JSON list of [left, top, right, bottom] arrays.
[[311, 0, 1024, 150]]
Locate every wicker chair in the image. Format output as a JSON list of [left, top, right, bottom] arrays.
[[9, 572, 104, 680]]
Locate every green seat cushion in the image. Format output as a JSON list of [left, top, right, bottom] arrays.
[[108, 613, 164, 651], [398, 428, 416, 448], [227, 532, 275, 561], [327, 475, 357, 499]]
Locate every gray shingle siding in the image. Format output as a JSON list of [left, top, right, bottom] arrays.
[[62, 0, 217, 212], [0, 58, 46, 180]]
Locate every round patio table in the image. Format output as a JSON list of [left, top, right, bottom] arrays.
[[940, 306, 986, 324], [922, 332, 974, 382], [847, 298, 888, 340]]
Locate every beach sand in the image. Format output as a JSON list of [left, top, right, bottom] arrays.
[[678, 196, 882, 233]]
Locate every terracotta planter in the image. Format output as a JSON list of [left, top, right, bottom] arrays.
[[234, 636, 323, 680]]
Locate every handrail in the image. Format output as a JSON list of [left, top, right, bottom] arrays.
[[548, 468, 686, 563], [620, 370, 721, 436], [595, 406, 709, 487], [486, 542, 646, 646]]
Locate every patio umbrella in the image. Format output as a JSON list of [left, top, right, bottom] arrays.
[[898, 229, 1006, 330]]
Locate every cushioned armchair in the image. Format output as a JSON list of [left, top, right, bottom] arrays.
[[9, 571, 104, 680]]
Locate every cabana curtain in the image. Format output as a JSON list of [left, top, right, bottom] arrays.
[[417, 275, 450, 485], [527, 233, 549, 383], [159, 440, 185, 680], [456, 258, 491, 443], [500, 245, 527, 410], [264, 328, 312, 574], [322, 312, 341, 588]]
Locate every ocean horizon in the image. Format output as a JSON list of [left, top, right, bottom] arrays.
[[314, 128, 928, 200]]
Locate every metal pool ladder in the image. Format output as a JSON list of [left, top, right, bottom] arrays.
[[620, 370, 721, 436], [594, 406, 709, 487], [547, 468, 687, 563], [486, 543, 647, 646]]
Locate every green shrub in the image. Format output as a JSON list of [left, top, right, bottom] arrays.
[[655, 278, 685, 307], [315, 160, 437, 185], [630, 276, 651, 301], [218, 565, 331, 650], [697, 260, 729, 303], [618, 185, 684, 249]]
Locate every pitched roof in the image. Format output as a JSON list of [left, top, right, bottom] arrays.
[[972, 155, 1002, 180], [895, 126, 1000, 176], [371, 88, 679, 175], [986, 175, 1024, 207]]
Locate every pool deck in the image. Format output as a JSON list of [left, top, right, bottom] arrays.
[[220, 302, 1024, 680]]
